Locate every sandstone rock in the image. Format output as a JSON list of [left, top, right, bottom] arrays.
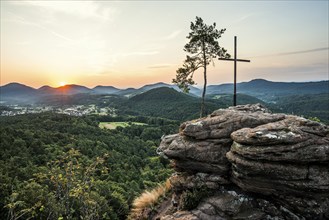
[[212, 103, 271, 115], [158, 134, 231, 174], [161, 187, 303, 220], [231, 115, 329, 149], [153, 104, 329, 220], [227, 115, 329, 199], [169, 173, 229, 191], [230, 140, 329, 163], [173, 160, 228, 175], [161, 211, 199, 220], [158, 134, 232, 164], [227, 151, 329, 195], [180, 104, 285, 140], [275, 195, 329, 219]]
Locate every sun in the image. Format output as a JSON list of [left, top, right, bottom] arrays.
[[59, 81, 67, 87]]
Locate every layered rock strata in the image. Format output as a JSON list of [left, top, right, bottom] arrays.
[[156, 104, 329, 220]]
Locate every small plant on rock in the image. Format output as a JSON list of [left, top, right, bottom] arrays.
[[180, 186, 213, 210]]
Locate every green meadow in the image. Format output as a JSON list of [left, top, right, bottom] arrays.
[[99, 122, 147, 129]]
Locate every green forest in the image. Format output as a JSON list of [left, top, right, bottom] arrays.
[[0, 87, 328, 220], [269, 93, 329, 123], [0, 113, 178, 219]]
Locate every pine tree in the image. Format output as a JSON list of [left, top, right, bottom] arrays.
[[173, 16, 230, 117]]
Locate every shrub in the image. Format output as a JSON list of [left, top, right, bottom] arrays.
[[180, 186, 213, 210]]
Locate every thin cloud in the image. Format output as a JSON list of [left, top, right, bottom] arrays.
[[88, 70, 117, 77], [276, 47, 329, 56], [6, 11, 73, 42], [14, 1, 118, 21], [252, 62, 328, 76], [121, 51, 159, 57], [231, 13, 254, 25], [249, 47, 329, 58], [148, 64, 172, 69], [163, 30, 182, 40], [228, 13, 260, 26]]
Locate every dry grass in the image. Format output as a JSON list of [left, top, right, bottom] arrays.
[[129, 179, 171, 219]]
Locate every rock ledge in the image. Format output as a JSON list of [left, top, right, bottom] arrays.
[[156, 104, 329, 220]]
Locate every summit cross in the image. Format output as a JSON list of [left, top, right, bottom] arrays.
[[218, 36, 250, 106]]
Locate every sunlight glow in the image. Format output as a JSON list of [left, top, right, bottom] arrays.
[[0, 1, 328, 88], [59, 81, 67, 87]]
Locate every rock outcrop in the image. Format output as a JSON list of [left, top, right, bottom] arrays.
[[155, 104, 329, 220]]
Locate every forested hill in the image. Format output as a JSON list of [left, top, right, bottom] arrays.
[[0, 113, 177, 219], [269, 93, 329, 123], [207, 79, 329, 101], [119, 87, 262, 121], [122, 87, 215, 121]]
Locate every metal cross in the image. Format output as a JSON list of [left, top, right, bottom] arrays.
[[218, 36, 250, 106]]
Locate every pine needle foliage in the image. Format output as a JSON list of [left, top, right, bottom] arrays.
[[173, 16, 230, 117]]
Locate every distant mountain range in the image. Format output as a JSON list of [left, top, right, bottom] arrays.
[[207, 79, 329, 100], [0, 82, 199, 103], [1, 79, 328, 104]]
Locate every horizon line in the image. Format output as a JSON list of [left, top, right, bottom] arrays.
[[1, 78, 328, 90]]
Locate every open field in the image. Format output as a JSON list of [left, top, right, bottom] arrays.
[[99, 122, 147, 129]]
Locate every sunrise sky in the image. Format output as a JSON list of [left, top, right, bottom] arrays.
[[1, 1, 328, 88]]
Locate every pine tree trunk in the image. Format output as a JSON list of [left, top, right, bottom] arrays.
[[200, 65, 207, 118], [200, 40, 207, 118]]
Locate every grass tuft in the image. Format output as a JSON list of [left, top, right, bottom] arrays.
[[129, 179, 171, 219]]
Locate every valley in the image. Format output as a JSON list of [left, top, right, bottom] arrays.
[[0, 104, 116, 117], [1, 79, 328, 123], [0, 79, 328, 219]]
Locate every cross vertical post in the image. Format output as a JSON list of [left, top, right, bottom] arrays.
[[234, 36, 237, 106], [218, 36, 250, 106]]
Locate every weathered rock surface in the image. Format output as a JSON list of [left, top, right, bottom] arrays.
[[230, 115, 329, 162], [227, 151, 329, 194], [153, 104, 329, 220], [169, 172, 229, 191], [228, 116, 329, 193], [158, 134, 231, 175], [161, 187, 313, 220], [180, 104, 285, 140]]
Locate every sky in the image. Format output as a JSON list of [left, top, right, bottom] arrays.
[[1, 0, 328, 89]]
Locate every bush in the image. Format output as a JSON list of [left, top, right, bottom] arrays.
[[180, 186, 213, 210]]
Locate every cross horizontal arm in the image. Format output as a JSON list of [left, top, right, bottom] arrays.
[[218, 58, 250, 62]]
